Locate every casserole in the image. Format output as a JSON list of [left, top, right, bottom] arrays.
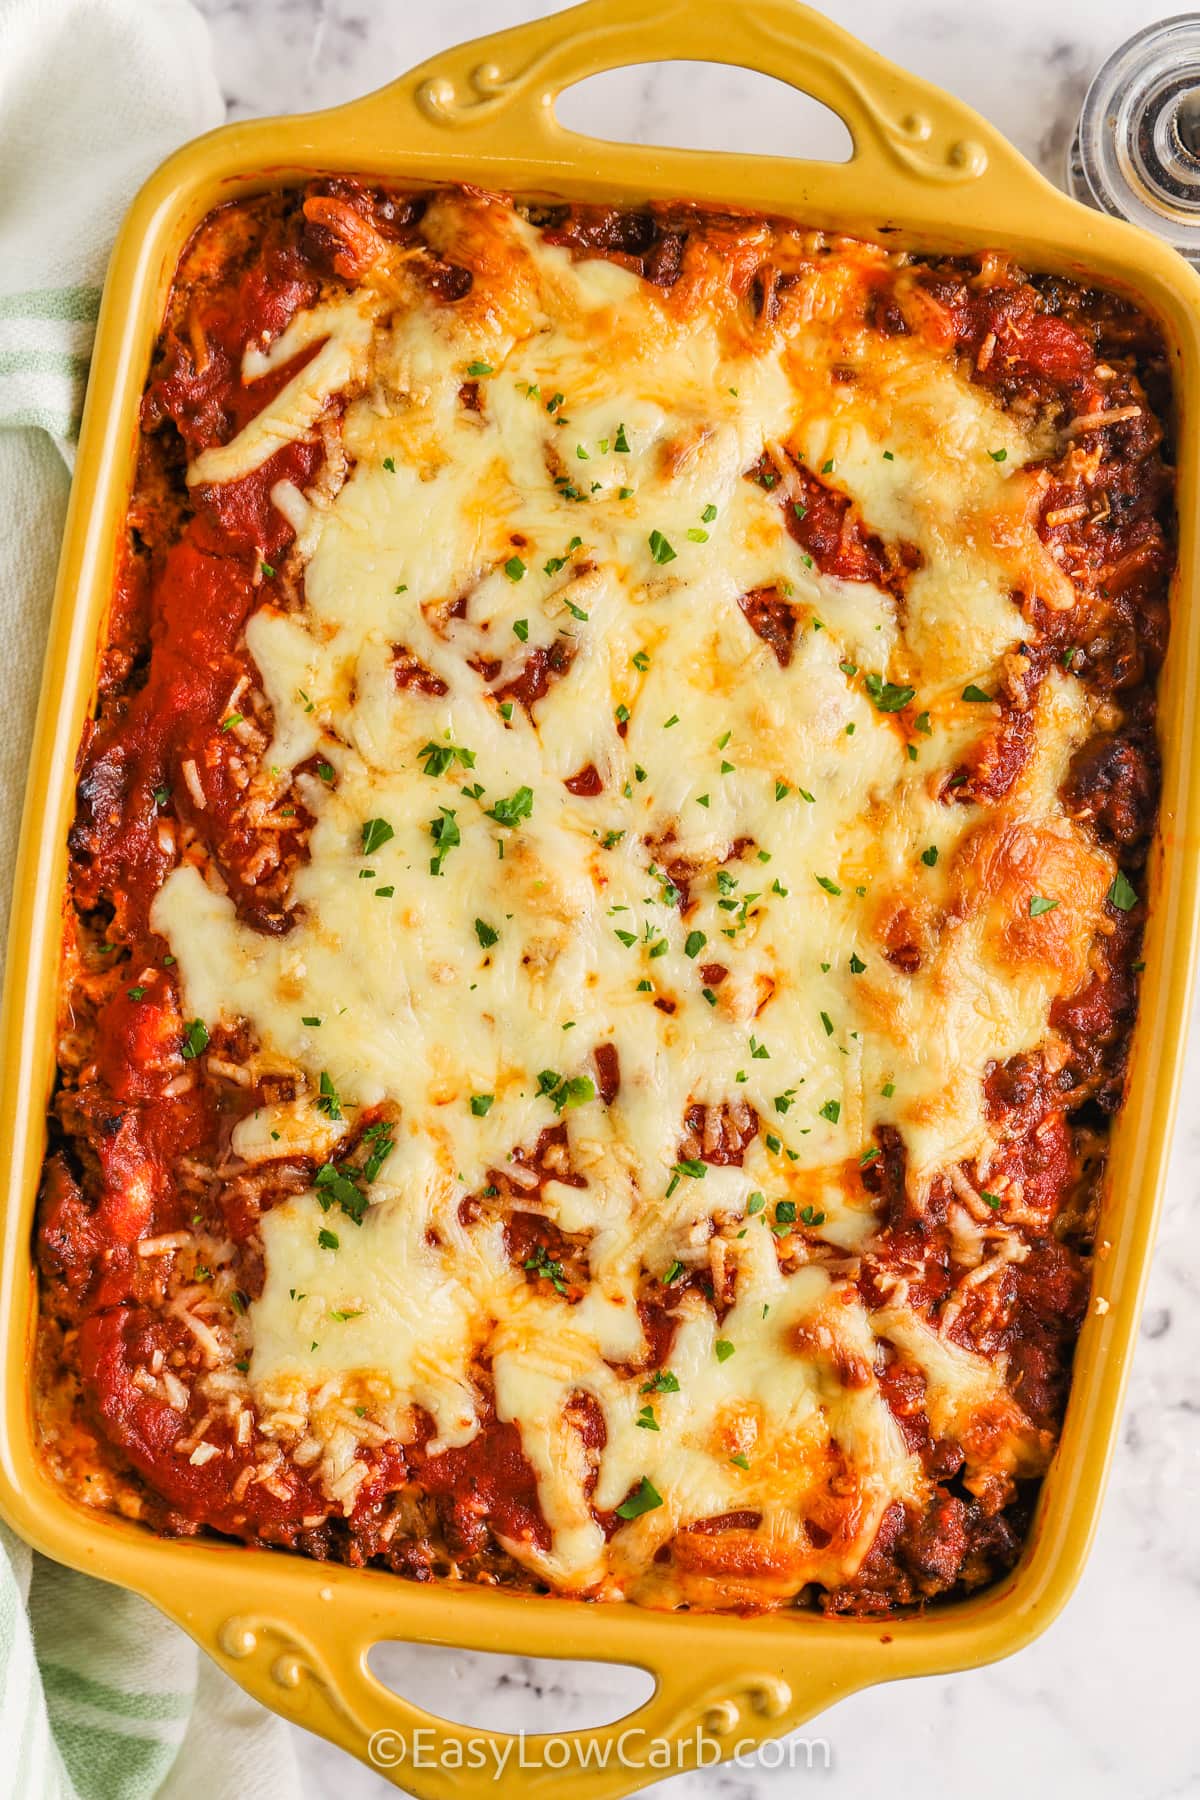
[[3, 0, 1199, 1788]]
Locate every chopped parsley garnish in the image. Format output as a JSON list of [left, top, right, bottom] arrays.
[[641, 1370, 681, 1394], [1108, 870, 1138, 912], [665, 1159, 706, 1199], [882, 1081, 895, 1098], [317, 1228, 339, 1251], [360, 1124, 395, 1184], [701, 503, 718, 522], [687, 527, 709, 543], [962, 684, 992, 703], [775, 1200, 797, 1226], [648, 530, 676, 565], [513, 618, 529, 641], [486, 786, 534, 827], [419, 739, 476, 777], [316, 760, 335, 785], [466, 360, 493, 377], [662, 1260, 684, 1286], [470, 1094, 494, 1117], [750, 1035, 769, 1059], [543, 535, 583, 577], [361, 817, 394, 856], [563, 597, 589, 622], [815, 875, 841, 896], [524, 1244, 569, 1295], [1029, 895, 1059, 917], [220, 714, 243, 733], [714, 1339, 735, 1362], [614, 422, 631, 453], [428, 806, 461, 875], [475, 918, 499, 948], [302, 1016, 322, 1027], [980, 1191, 1003, 1209], [382, 456, 396, 473], [127, 985, 147, 1002], [729, 1453, 751, 1471], [536, 1070, 595, 1114], [684, 930, 706, 959], [314, 1161, 369, 1225], [820, 1011, 834, 1037], [988, 447, 1008, 462], [616, 1478, 663, 1520], [181, 1019, 209, 1060], [818, 1099, 841, 1124], [849, 952, 867, 974], [800, 1204, 826, 1226], [317, 1071, 342, 1119], [636, 1405, 660, 1432], [921, 845, 939, 867], [864, 673, 915, 713], [504, 555, 526, 582], [260, 560, 276, 579]]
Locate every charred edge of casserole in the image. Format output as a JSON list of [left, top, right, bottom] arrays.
[[35, 181, 1174, 1615]]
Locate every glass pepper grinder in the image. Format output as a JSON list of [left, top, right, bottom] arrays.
[[1067, 14, 1200, 266]]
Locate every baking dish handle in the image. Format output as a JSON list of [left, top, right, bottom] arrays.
[[203, 1594, 866, 1798], [385, 0, 1014, 195]]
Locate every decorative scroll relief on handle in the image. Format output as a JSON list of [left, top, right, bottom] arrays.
[[415, 8, 679, 128], [511, 1672, 794, 1798], [219, 1614, 363, 1729], [749, 15, 988, 183]]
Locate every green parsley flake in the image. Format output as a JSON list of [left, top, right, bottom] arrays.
[[504, 555, 526, 581], [1029, 895, 1059, 917], [361, 817, 394, 856], [181, 1019, 209, 1060], [1108, 871, 1138, 912], [486, 787, 534, 827], [648, 530, 676, 565], [616, 1478, 663, 1519], [428, 806, 460, 875], [475, 918, 499, 948], [864, 673, 915, 713], [470, 1094, 494, 1116]]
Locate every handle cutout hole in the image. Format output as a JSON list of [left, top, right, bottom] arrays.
[[555, 62, 853, 162], [367, 1643, 654, 1731]]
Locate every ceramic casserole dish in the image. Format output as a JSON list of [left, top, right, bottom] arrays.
[[3, 0, 1200, 1791]]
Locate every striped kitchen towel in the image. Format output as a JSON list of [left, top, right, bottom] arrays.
[[0, 3, 304, 1796]]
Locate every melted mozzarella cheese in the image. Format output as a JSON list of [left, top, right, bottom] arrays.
[[152, 192, 1115, 1600]]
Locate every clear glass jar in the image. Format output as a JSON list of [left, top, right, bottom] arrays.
[[1067, 14, 1200, 266]]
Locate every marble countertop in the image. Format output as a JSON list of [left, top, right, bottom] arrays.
[[190, 2, 1200, 1795]]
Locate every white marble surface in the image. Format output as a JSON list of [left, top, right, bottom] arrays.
[[190, 1, 1200, 1794]]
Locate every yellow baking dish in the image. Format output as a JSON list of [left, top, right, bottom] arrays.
[[2, 0, 1198, 1791]]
